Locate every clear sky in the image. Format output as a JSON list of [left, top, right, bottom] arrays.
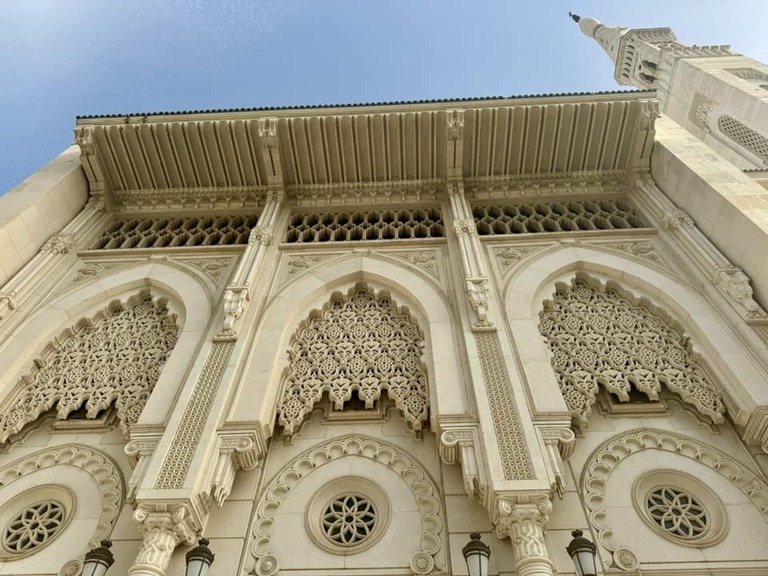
[[1, 0, 768, 195]]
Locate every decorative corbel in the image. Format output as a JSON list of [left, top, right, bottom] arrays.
[[538, 427, 576, 498], [74, 126, 108, 197], [439, 425, 487, 502], [466, 277, 491, 329], [446, 108, 465, 180], [124, 434, 162, 504], [258, 117, 283, 189], [217, 285, 250, 340], [713, 267, 768, 322], [200, 430, 265, 512]]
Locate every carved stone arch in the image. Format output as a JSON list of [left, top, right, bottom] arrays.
[[580, 428, 768, 560], [0, 444, 124, 549], [503, 245, 768, 428], [0, 261, 212, 427], [228, 253, 469, 429], [277, 283, 430, 435], [0, 289, 179, 442], [538, 272, 725, 425], [244, 435, 445, 576]]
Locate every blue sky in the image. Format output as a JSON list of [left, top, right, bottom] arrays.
[[1, 0, 768, 195]]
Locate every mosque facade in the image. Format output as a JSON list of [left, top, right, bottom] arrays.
[[0, 16, 767, 576]]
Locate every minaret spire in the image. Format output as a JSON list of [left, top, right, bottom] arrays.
[[568, 14, 629, 63]]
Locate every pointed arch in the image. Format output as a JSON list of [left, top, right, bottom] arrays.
[[0, 261, 213, 428], [227, 252, 469, 429], [503, 245, 768, 426]]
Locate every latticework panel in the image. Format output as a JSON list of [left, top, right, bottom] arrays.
[[278, 285, 429, 434], [286, 208, 444, 243], [718, 115, 768, 164], [0, 291, 178, 442], [93, 214, 259, 249], [538, 277, 725, 425], [472, 199, 646, 235]]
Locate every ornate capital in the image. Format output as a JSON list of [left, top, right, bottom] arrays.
[[248, 225, 274, 246], [494, 495, 555, 575], [129, 504, 198, 576], [453, 218, 476, 235], [40, 234, 75, 255], [201, 430, 265, 512], [661, 208, 693, 230]]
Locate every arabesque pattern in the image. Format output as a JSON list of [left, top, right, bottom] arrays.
[[539, 277, 725, 424], [278, 286, 429, 434], [0, 291, 178, 442]]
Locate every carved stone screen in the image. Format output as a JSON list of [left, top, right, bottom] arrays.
[[278, 286, 429, 434], [538, 277, 725, 425], [0, 291, 178, 442]]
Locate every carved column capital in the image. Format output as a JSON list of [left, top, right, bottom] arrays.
[[248, 225, 274, 246], [495, 495, 555, 576], [129, 504, 198, 576], [466, 277, 493, 328], [40, 234, 75, 255], [217, 286, 250, 340]]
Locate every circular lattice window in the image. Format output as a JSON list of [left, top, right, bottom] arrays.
[[646, 487, 708, 539], [322, 494, 377, 546], [633, 471, 727, 547], [307, 478, 390, 554], [3, 501, 66, 554]]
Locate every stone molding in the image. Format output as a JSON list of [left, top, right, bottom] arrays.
[[581, 428, 768, 569], [111, 186, 267, 213], [287, 179, 441, 207], [0, 444, 124, 552], [464, 170, 627, 201], [473, 331, 534, 480], [244, 435, 445, 576]]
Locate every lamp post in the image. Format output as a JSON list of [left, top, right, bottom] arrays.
[[462, 532, 491, 576], [185, 537, 215, 576], [566, 529, 598, 576], [82, 540, 115, 576]]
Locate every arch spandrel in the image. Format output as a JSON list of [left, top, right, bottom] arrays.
[[503, 245, 768, 426], [0, 261, 213, 428], [226, 253, 470, 430]]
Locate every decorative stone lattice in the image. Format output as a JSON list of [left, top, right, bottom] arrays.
[[93, 215, 259, 249], [2, 501, 65, 554], [286, 209, 444, 243], [322, 494, 376, 547], [474, 332, 534, 480], [718, 115, 768, 164], [277, 286, 429, 434], [154, 340, 235, 489], [646, 487, 708, 540], [538, 277, 725, 425], [0, 291, 178, 442], [472, 199, 646, 235]]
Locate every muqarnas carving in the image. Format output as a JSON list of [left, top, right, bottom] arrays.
[[538, 276, 725, 425], [0, 291, 178, 442], [278, 285, 429, 434]]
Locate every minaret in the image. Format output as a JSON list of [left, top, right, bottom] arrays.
[[570, 12, 768, 170]]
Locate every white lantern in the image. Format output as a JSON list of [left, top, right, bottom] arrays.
[[566, 529, 598, 576], [462, 532, 491, 576], [82, 540, 114, 576], [186, 537, 215, 576]]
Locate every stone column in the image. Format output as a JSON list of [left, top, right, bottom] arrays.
[[128, 507, 196, 576], [496, 498, 555, 576]]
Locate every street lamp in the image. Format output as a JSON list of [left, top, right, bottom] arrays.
[[462, 532, 491, 576], [82, 540, 115, 576], [566, 529, 598, 576], [185, 537, 215, 576]]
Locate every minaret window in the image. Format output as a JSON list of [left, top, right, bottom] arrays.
[[718, 115, 768, 165]]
